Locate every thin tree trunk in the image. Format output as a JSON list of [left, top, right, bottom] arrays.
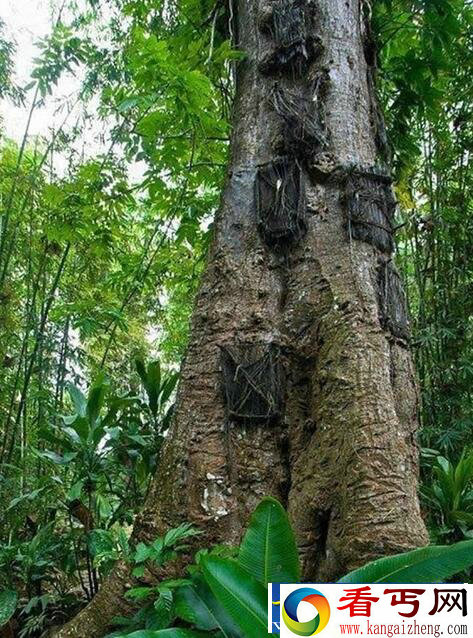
[[54, 0, 427, 635]]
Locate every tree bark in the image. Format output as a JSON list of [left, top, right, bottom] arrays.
[[54, 0, 427, 635]]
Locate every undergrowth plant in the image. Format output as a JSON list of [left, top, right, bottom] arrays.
[[422, 448, 473, 542], [102, 498, 473, 638], [0, 358, 177, 635]]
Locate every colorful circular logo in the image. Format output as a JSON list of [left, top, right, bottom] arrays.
[[282, 588, 331, 636]]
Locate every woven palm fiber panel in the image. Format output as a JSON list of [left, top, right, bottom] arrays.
[[260, 0, 319, 75], [255, 156, 307, 250], [377, 260, 410, 339], [271, 82, 327, 158], [345, 170, 396, 254], [220, 342, 286, 423]]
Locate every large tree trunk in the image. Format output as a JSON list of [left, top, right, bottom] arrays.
[[54, 0, 427, 635]]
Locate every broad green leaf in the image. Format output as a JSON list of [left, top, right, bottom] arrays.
[[68, 480, 84, 501], [134, 542, 152, 563], [92, 421, 107, 447], [96, 493, 113, 519], [160, 374, 178, 405], [102, 396, 136, 428], [135, 357, 148, 386], [0, 589, 18, 626], [68, 416, 90, 443], [339, 539, 473, 584], [239, 496, 300, 586], [174, 584, 219, 631], [67, 384, 87, 417], [41, 450, 77, 465], [6, 488, 45, 512], [118, 528, 130, 558], [453, 511, 473, 525], [152, 589, 174, 629], [175, 575, 240, 637], [121, 630, 209, 638], [38, 427, 74, 451], [62, 425, 82, 444], [202, 557, 267, 638], [87, 376, 108, 425], [88, 529, 115, 558]]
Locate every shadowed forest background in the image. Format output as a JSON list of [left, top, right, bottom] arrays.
[[0, 0, 472, 636]]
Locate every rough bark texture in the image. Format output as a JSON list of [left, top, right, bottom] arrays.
[[54, 0, 428, 635]]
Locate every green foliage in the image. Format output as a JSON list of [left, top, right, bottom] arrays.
[[111, 497, 473, 638], [109, 497, 291, 637], [374, 0, 470, 173], [378, 1, 473, 458], [174, 575, 241, 636], [422, 449, 473, 541], [135, 357, 178, 420], [200, 558, 268, 638], [131, 524, 201, 578], [0, 357, 176, 632], [0, 19, 23, 103], [238, 496, 300, 586], [0, 589, 18, 627], [0, 0, 229, 557], [339, 539, 473, 584], [32, 22, 94, 95], [119, 631, 210, 638], [0, 524, 62, 591], [104, 526, 200, 635]]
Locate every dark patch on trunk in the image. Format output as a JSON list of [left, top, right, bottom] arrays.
[[255, 156, 307, 250], [362, 4, 378, 69], [377, 260, 410, 339], [366, 69, 391, 164], [360, 8, 391, 164], [259, 0, 321, 76], [314, 508, 331, 558], [301, 508, 332, 578], [220, 342, 286, 423], [344, 169, 396, 254], [270, 74, 329, 159]]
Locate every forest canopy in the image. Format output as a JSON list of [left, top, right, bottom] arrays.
[[0, 0, 472, 636]]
